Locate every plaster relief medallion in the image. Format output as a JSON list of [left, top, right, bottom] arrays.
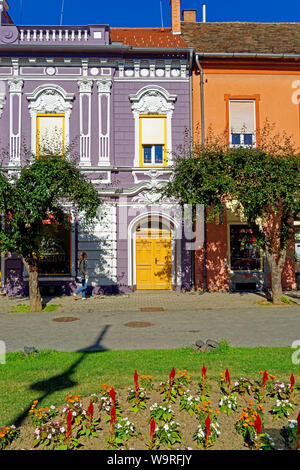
[[0, 26, 18, 44], [140, 68, 149, 77], [156, 68, 164, 77], [171, 69, 180, 77], [46, 67, 56, 76], [125, 68, 134, 77], [90, 67, 99, 76]]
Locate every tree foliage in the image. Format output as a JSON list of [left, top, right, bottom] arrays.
[[163, 126, 300, 302], [0, 156, 102, 264]]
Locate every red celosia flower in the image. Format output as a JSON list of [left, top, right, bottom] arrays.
[[134, 370, 139, 391], [262, 371, 268, 387], [87, 401, 93, 421], [290, 373, 295, 390], [169, 367, 176, 384], [225, 368, 230, 386], [110, 386, 116, 405], [205, 413, 211, 438], [150, 417, 156, 440], [297, 411, 300, 436], [254, 413, 262, 435], [110, 404, 116, 427], [66, 409, 72, 439], [202, 364, 207, 379]]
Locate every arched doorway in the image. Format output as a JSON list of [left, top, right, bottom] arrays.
[[128, 213, 180, 290], [136, 217, 171, 289]]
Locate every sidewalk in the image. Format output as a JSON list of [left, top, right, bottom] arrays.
[[0, 291, 299, 352]]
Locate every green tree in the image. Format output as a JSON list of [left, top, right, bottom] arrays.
[[0, 156, 102, 311], [163, 129, 300, 304]]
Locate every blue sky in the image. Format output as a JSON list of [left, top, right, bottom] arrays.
[[7, 0, 300, 26]]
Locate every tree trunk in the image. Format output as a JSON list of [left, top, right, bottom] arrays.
[[266, 250, 287, 305], [22, 257, 42, 312]]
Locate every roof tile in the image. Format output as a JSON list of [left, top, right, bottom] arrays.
[[110, 27, 188, 48], [181, 22, 300, 55]]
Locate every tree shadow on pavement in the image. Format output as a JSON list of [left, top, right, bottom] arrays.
[[13, 324, 111, 427]]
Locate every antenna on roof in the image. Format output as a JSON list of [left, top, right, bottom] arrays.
[[202, 3, 207, 23], [160, 0, 164, 29], [60, 0, 65, 26]]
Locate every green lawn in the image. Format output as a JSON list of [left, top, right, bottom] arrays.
[[0, 343, 299, 426]]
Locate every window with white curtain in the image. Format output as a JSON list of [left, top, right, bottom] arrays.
[[37, 114, 65, 158], [140, 116, 166, 166], [229, 100, 256, 148]]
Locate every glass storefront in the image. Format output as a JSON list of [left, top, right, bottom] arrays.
[[230, 225, 261, 271], [38, 221, 71, 275]]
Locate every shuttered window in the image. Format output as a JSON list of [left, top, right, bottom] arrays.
[[140, 116, 166, 166], [229, 101, 256, 147]]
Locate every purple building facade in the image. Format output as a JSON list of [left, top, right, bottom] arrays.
[[0, 1, 194, 296]]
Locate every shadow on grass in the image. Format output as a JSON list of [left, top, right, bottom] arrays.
[[13, 324, 110, 427]]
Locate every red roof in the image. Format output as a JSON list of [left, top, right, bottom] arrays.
[[110, 27, 188, 48]]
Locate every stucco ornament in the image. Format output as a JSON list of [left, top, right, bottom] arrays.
[[78, 77, 93, 93], [0, 91, 5, 117], [8, 78, 23, 93], [27, 84, 74, 115], [0, 26, 18, 44], [130, 86, 176, 114], [97, 79, 112, 94], [132, 170, 176, 206]]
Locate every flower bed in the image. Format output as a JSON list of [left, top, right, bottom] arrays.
[[2, 368, 300, 450]]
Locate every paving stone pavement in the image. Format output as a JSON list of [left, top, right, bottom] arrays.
[[0, 291, 299, 352]]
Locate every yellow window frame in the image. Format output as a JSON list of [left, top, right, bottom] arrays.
[[139, 115, 167, 167], [36, 113, 65, 159]]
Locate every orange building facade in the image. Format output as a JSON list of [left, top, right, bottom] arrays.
[[178, 10, 300, 292]]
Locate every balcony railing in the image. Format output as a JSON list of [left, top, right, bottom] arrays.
[[18, 27, 90, 43]]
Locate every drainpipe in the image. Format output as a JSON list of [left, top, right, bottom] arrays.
[[195, 54, 207, 292], [188, 48, 196, 291]]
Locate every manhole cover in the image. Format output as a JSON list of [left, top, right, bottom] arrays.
[[140, 307, 165, 312], [52, 317, 79, 323], [124, 321, 153, 328]]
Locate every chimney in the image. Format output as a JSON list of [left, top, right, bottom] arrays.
[[170, 0, 181, 35], [182, 10, 197, 23]]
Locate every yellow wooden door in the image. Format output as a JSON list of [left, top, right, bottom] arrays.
[[136, 229, 171, 289]]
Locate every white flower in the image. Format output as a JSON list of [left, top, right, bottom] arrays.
[[47, 433, 52, 439], [72, 412, 77, 416], [35, 428, 40, 435], [50, 405, 55, 410], [60, 427, 65, 433]]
